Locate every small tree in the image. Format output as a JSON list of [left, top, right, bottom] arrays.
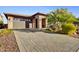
[[47, 8, 76, 24], [47, 8, 77, 32]]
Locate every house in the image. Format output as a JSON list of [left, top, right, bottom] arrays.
[[4, 12, 48, 29], [0, 15, 3, 29]]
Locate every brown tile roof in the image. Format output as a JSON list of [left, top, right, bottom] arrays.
[[4, 12, 47, 17], [4, 13, 31, 18], [32, 12, 47, 16]]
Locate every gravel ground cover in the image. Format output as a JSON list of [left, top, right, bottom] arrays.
[[0, 32, 19, 52]]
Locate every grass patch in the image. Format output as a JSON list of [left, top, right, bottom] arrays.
[[0, 29, 13, 36]]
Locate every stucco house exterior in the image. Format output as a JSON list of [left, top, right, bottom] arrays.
[[4, 12, 48, 29]]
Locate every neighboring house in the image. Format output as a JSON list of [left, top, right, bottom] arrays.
[[4, 12, 48, 29], [0, 15, 3, 29], [0, 15, 8, 29]]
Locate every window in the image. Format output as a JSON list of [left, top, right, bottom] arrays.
[[13, 18, 21, 21], [26, 19, 30, 21]]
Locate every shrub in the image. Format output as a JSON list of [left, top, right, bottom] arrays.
[[62, 23, 76, 36], [0, 21, 3, 25], [44, 28, 53, 32], [49, 23, 62, 32]]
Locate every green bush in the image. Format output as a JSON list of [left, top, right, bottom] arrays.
[[0, 21, 3, 25], [62, 23, 76, 36]]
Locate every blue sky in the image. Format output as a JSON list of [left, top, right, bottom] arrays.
[[0, 6, 79, 23]]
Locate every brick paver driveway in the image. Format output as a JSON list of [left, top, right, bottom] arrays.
[[14, 29, 79, 52]]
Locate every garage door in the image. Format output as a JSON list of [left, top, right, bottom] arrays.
[[13, 21, 25, 29]]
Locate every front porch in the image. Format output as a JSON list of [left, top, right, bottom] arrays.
[[25, 18, 47, 29]]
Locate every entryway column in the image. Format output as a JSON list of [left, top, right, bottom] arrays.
[[32, 19, 36, 28], [38, 19, 42, 29], [8, 16, 14, 29], [29, 23, 32, 28], [46, 19, 48, 28]]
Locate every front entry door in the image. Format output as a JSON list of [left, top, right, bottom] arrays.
[[42, 18, 46, 28], [35, 19, 38, 28]]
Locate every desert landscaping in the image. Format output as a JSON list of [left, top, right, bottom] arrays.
[[0, 7, 79, 52], [0, 29, 19, 52]]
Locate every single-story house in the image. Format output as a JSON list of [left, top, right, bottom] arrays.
[[4, 12, 48, 29]]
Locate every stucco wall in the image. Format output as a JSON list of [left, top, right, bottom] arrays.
[[35, 15, 47, 29], [8, 21, 13, 29], [8, 16, 14, 29], [7, 14, 47, 29], [13, 21, 25, 29], [39, 15, 48, 28], [7, 16, 26, 29]]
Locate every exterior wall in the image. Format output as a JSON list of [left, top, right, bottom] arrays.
[[38, 18, 42, 29], [8, 16, 14, 29], [46, 18, 48, 28], [35, 15, 47, 29], [6, 14, 47, 29], [32, 18, 36, 28], [35, 15, 39, 28], [39, 15, 48, 28], [29, 23, 32, 28], [13, 21, 25, 29], [8, 16, 26, 29]]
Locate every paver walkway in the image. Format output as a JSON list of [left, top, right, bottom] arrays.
[[14, 29, 79, 52]]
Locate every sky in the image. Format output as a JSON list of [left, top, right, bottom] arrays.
[[0, 6, 79, 23]]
